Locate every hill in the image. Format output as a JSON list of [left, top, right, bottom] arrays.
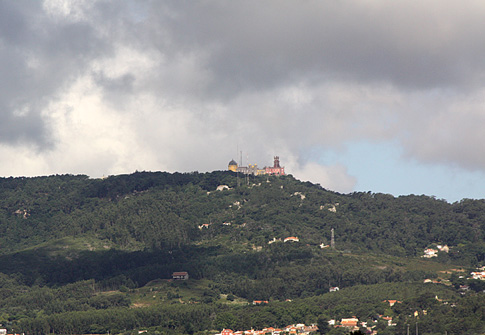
[[0, 171, 483, 334]]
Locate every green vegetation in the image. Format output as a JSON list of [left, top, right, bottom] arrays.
[[0, 171, 483, 334]]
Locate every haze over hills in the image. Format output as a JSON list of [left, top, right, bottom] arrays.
[[0, 171, 484, 334]]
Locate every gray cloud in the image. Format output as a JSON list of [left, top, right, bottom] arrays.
[[2, 0, 485, 193], [0, 1, 109, 147], [149, 1, 485, 95]]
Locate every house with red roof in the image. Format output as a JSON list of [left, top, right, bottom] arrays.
[[341, 318, 359, 328], [383, 299, 401, 306], [252, 300, 269, 305], [172, 271, 189, 280], [221, 329, 234, 335]]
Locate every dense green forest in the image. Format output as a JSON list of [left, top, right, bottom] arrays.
[[0, 171, 484, 334]]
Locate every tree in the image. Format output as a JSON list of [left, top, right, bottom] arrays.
[[317, 314, 331, 335], [215, 312, 238, 330]]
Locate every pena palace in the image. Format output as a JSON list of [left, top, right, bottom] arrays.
[[228, 156, 285, 176]]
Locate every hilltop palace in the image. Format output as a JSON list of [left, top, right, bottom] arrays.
[[228, 156, 285, 176]]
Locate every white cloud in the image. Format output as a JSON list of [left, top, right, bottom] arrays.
[[42, 0, 93, 21], [290, 162, 357, 193], [37, 75, 160, 177]]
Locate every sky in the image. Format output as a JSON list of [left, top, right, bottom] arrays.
[[1, 0, 485, 203]]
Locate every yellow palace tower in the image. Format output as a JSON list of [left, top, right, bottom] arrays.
[[228, 159, 238, 172]]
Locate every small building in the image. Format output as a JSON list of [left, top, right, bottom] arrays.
[[172, 271, 189, 280], [252, 300, 269, 305], [383, 299, 401, 306], [284, 236, 299, 242], [263, 327, 276, 335], [341, 318, 359, 328], [221, 329, 234, 335], [217, 185, 230, 191], [268, 237, 281, 244], [329, 286, 339, 292], [381, 316, 396, 326], [437, 245, 450, 253], [470, 271, 485, 280], [422, 248, 438, 258], [304, 324, 318, 333]]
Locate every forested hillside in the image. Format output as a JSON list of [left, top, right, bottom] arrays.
[[0, 171, 484, 334], [1, 171, 484, 261]]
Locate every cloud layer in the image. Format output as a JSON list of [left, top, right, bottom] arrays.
[[1, 1, 485, 195]]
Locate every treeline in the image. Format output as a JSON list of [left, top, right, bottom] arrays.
[[14, 282, 484, 335], [19, 304, 216, 335]]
